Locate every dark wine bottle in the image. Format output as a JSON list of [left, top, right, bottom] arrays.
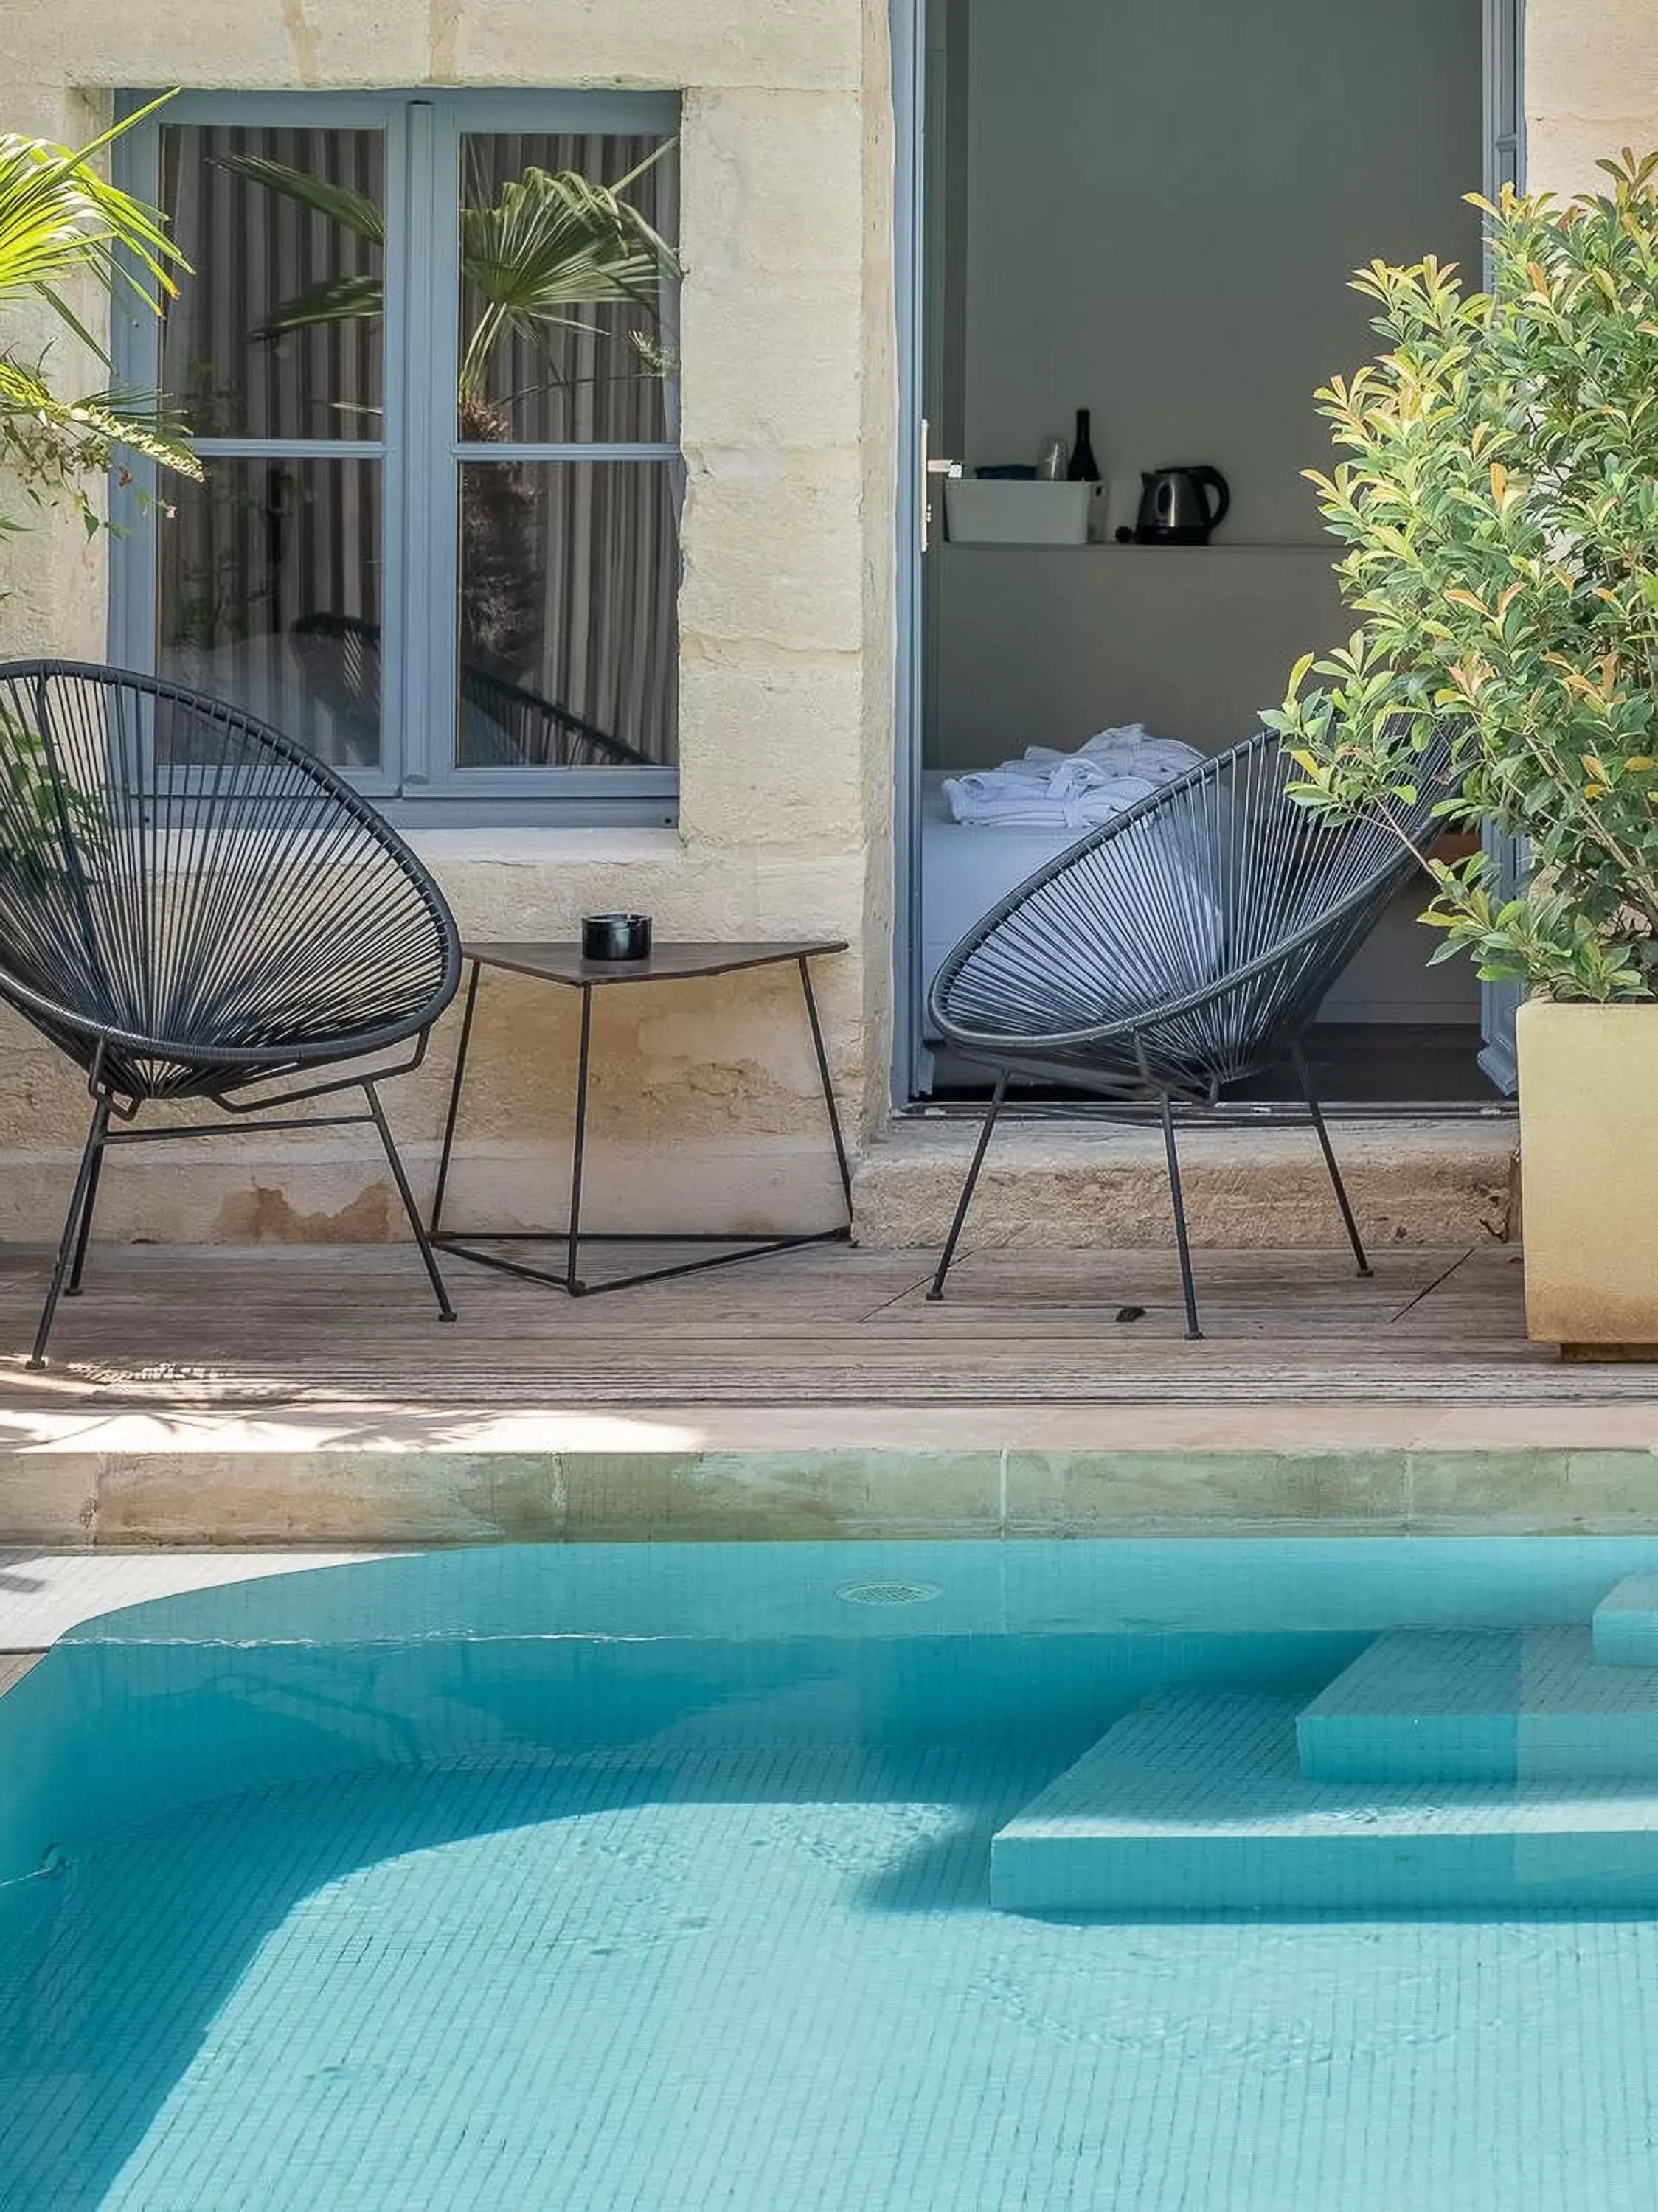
[[1066, 408, 1100, 482]]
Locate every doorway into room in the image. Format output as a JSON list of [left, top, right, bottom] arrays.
[[892, 0, 1525, 1110]]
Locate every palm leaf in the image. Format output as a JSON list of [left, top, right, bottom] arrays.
[[221, 155, 384, 245], [0, 97, 198, 532], [0, 96, 187, 328], [250, 271, 385, 338], [231, 145, 680, 408], [461, 165, 675, 316], [458, 164, 679, 401]]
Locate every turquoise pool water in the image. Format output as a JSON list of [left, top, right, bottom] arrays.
[[6, 1540, 1658, 2210]]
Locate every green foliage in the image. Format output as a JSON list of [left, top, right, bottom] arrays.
[[0, 98, 198, 541], [1269, 150, 1658, 1001], [235, 143, 681, 408], [0, 698, 104, 885], [0, 102, 199, 871], [457, 156, 676, 406], [233, 142, 679, 683]]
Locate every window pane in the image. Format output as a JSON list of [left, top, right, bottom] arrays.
[[160, 125, 384, 442], [456, 461, 678, 768], [158, 456, 384, 771], [457, 133, 679, 447]]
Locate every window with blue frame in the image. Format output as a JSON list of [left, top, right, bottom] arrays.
[[113, 91, 682, 823]]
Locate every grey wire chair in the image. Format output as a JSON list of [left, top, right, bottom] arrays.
[[291, 612, 650, 769], [0, 661, 463, 1366], [926, 725, 1452, 1337]]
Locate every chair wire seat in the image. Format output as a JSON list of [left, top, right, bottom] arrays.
[[926, 725, 1452, 1334], [0, 660, 464, 1364]]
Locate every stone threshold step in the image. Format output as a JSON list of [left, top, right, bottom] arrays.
[[1297, 1624, 1658, 1783], [854, 1116, 1518, 1251], [990, 1687, 1658, 1914]]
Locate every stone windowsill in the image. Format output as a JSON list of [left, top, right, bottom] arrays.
[[403, 825, 686, 869]]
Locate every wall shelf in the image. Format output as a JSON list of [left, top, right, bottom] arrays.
[[938, 540, 1336, 555]]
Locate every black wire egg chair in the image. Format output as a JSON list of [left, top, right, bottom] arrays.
[[0, 661, 464, 1366], [926, 724, 1452, 1337]]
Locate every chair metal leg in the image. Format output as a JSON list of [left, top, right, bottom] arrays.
[[1291, 1043, 1371, 1277], [364, 1083, 456, 1322], [30, 1099, 111, 1368], [928, 1071, 1008, 1301], [65, 1135, 106, 1297], [1159, 1092, 1203, 1340]]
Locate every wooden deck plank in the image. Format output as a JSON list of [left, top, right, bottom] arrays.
[[0, 1237, 1645, 1411]]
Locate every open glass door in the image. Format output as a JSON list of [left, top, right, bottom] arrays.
[[1479, 0, 1526, 1093], [891, 0, 930, 1107]]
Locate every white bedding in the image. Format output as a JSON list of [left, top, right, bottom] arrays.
[[919, 740, 1218, 1090], [920, 771, 1081, 1018], [942, 727, 1202, 829], [921, 739, 1204, 1000]]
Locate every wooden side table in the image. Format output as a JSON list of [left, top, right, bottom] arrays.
[[426, 939, 853, 1295]]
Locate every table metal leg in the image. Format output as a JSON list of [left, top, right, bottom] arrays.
[[799, 954, 853, 1228], [434, 952, 852, 1296], [429, 959, 481, 1239], [566, 983, 593, 1295]]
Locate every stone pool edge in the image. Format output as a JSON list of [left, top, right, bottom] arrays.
[[4, 1436, 1658, 1545]]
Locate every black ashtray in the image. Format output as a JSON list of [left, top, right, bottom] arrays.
[[583, 912, 653, 963]]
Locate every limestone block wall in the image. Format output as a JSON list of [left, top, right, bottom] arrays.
[[0, 0, 897, 1242], [1, 1, 1657, 1248], [1527, 0, 1658, 195]]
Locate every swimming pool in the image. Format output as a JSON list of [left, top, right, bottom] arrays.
[[6, 1538, 1658, 2210]]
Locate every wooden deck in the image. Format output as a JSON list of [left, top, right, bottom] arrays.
[[0, 1234, 1650, 1428], [3, 1237, 1657, 1544]]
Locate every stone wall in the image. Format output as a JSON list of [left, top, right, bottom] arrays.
[[1527, 0, 1658, 195], [3, 2, 1658, 1248], [0, 0, 897, 1242]]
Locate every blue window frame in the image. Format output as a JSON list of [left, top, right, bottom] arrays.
[[112, 90, 682, 826]]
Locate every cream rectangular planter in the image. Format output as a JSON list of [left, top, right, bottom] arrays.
[[1516, 999, 1658, 1353]]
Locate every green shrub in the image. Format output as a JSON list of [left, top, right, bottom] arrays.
[[1272, 150, 1658, 1001], [0, 97, 197, 544]]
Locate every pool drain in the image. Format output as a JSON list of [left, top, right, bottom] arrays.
[[835, 1579, 943, 1607]]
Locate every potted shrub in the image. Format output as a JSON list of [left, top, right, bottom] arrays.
[[1272, 150, 1658, 1355]]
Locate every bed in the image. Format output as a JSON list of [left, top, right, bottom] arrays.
[[919, 771, 1083, 1016], [918, 772, 1093, 1091], [917, 745, 1226, 1091]]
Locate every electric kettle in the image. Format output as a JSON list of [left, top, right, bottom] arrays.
[[1131, 465, 1231, 545]]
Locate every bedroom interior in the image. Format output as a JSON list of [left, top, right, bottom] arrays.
[[911, 0, 1500, 1108]]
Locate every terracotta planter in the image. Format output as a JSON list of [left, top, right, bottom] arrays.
[[1516, 1000, 1658, 1356]]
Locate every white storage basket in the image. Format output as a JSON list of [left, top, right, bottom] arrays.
[[945, 479, 1095, 545]]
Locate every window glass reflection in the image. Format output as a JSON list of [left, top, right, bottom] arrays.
[[457, 461, 678, 768], [159, 457, 384, 770], [457, 133, 679, 448]]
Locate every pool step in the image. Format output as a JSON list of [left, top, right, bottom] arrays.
[[989, 1686, 1658, 1914], [1592, 1576, 1658, 1669], [1295, 1626, 1658, 1783]]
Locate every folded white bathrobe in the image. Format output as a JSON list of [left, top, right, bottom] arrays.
[[942, 727, 1203, 830]]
